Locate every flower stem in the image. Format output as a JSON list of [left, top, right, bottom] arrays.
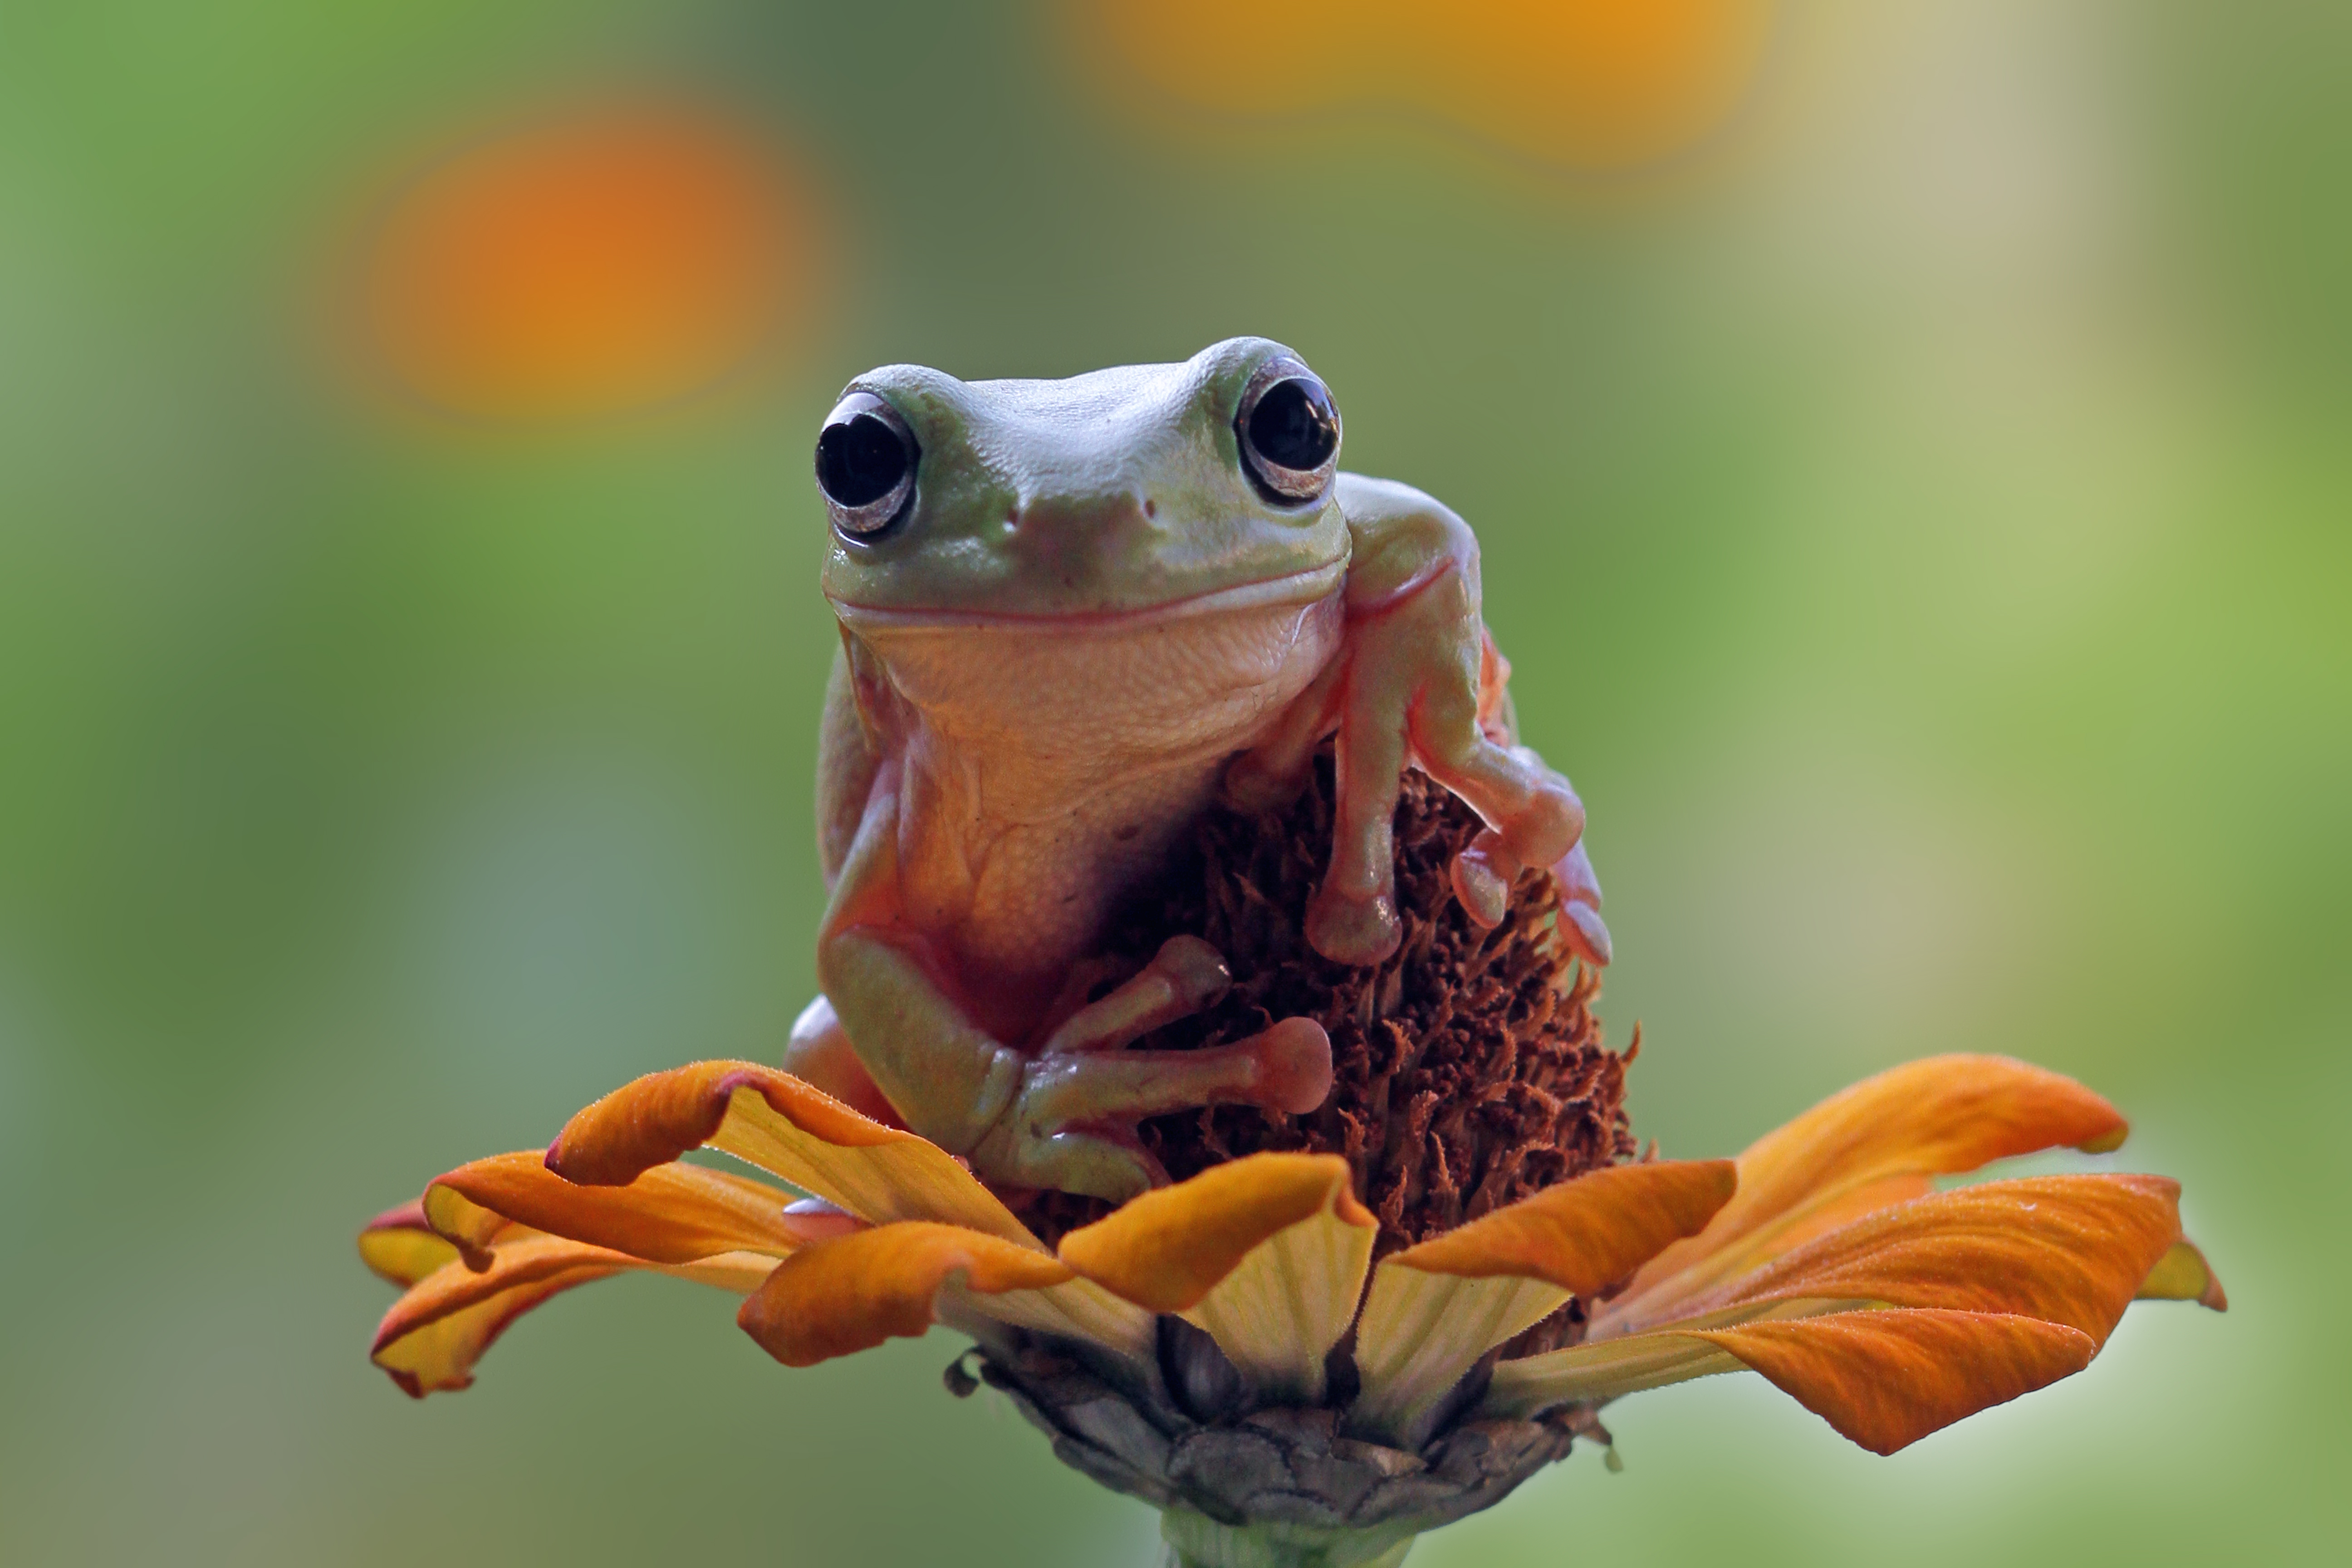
[[1158, 1510, 1415, 1568]]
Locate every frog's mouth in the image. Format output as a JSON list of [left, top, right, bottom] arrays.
[[827, 559, 1348, 634]]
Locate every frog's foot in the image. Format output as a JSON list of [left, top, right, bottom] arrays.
[[971, 1016, 1334, 1203], [1039, 936, 1232, 1054], [1550, 839, 1612, 967], [1303, 688, 1582, 971]]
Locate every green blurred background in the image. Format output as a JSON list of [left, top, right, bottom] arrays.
[[2, 1, 2345, 1563]]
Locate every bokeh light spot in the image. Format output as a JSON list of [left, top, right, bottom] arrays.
[[360, 104, 808, 421], [1083, 0, 1773, 169]]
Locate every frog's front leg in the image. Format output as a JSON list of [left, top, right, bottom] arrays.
[[1241, 476, 1594, 967], [817, 769, 1332, 1202]]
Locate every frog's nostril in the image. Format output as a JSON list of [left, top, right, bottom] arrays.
[[1144, 497, 1157, 520]]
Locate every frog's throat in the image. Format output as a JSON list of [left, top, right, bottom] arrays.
[[825, 559, 1348, 634]]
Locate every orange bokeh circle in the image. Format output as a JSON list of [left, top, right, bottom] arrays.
[[360, 104, 811, 421]]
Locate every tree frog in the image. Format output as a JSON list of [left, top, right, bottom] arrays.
[[786, 338, 1609, 1203]]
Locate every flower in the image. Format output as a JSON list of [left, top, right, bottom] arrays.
[[362, 1052, 2220, 1566]]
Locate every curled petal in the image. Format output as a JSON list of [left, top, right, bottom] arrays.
[[1686, 1309, 2100, 1455], [1059, 1153, 1377, 1400], [1351, 1160, 1735, 1441], [359, 1200, 462, 1287], [2138, 1239, 2229, 1311], [544, 1060, 1039, 1247], [370, 1221, 779, 1397], [370, 1231, 774, 1396], [737, 1222, 1074, 1367], [1606, 1055, 2128, 1331], [373, 1240, 627, 1397], [1701, 1174, 2185, 1347], [423, 1150, 817, 1268]]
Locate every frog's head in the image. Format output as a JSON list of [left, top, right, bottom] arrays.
[[813, 337, 1350, 624]]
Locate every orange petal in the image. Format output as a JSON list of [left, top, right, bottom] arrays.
[[2138, 1238, 2229, 1311], [1686, 1308, 2099, 1455], [358, 1200, 462, 1287], [736, 1222, 1074, 1368], [1350, 1160, 1736, 1440], [1384, 1160, 1737, 1291], [1701, 1174, 2183, 1347], [1606, 1055, 2128, 1329], [370, 1229, 775, 1397], [544, 1059, 1039, 1247], [422, 1150, 815, 1268], [1057, 1152, 1373, 1313]]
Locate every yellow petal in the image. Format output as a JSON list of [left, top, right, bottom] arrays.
[[736, 1222, 1074, 1367], [2137, 1238, 2229, 1310], [1060, 1153, 1377, 1400], [1603, 1054, 2128, 1332], [422, 1150, 817, 1267], [943, 1276, 1159, 1365], [1484, 1327, 1751, 1414], [543, 1059, 1040, 1247], [1352, 1269, 1569, 1441], [358, 1200, 462, 1287], [1352, 1160, 1735, 1441]]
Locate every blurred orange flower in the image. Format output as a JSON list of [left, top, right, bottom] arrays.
[[355, 103, 811, 421], [1075, 0, 1774, 169]]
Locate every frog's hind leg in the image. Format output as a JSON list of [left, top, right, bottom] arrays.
[[1222, 654, 1345, 813], [781, 994, 904, 1125]]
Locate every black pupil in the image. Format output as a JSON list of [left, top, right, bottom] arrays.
[[817, 414, 910, 508], [1248, 378, 1338, 472]]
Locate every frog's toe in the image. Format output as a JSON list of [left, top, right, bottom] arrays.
[[1305, 883, 1403, 967], [996, 1129, 1166, 1205], [1561, 901, 1613, 967], [1251, 1015, 1335, 1114], [1551, 841, 1611, 967], [1041, 936, 1232, 1055], [1450, 834, 1519, 929]]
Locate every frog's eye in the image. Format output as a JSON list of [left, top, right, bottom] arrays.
[[816, 392, 919, 538], [1236, 357, 1341, 505]]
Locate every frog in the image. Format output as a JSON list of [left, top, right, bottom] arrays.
[[784, 337, 1611, 1205]]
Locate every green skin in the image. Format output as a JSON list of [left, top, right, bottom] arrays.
[[788, 337, 1608, 1204]]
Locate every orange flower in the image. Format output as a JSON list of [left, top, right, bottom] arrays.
[[353, 104, 813, 422], [1075, 0, 1775, 169], [363, 1054, 2220, 1560]]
